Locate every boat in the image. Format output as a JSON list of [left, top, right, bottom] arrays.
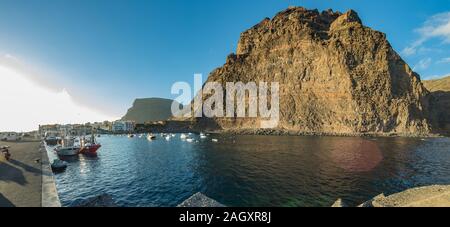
[[44, 132, 61, 146], [147, 134, 156, 140], [54, 137, 80, 156], [51, 159, 68, 172], [128, 134, 135, 138], [180, 134, 187, 139], [186, 138, 194, 143], [165, 135, 171, 141], [200, 133, 207, 139], [79, 134, 101, 157], [212, 139, 218, 143], [55, 146, 80, 156]]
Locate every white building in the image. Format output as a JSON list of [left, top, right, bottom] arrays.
[[1, 132, 22, 141], [112, 121, 135, 133]]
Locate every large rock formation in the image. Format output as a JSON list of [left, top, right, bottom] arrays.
[[195, 7, 432, 136], [423, 76, 450, 135], [122, 98, 180, 124]]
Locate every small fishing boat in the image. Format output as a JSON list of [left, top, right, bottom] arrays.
[[55, 146, 80, 156], [186, 138, 194, 143], [200, 133, 207, 139], [165, 135, 171, 141], [180, 134, 187, 139], [55, 137, 80, 156], [51, 159, 68, 172], [80, 134, 101, 157], [212, 139, 218, 143], [128, 134, 135, 138], [147, 134, 156, 140]]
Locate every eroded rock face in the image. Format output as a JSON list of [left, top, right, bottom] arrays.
[[423, 76, 450, 135], [198, 7, 432, 135]]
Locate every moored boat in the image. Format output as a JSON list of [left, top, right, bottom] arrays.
[[51, 159, 68, 172], [147, 134, 156, 140], [80, 134, 101, 157], [54, 137, 80, 156]]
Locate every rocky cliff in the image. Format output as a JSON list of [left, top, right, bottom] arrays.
[[424, 76, 450, 135], [195, 7, 433, 136]]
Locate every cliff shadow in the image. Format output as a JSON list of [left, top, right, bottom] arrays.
[[428, 91, 450, 136]]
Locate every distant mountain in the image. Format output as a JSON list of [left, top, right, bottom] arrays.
[[121, 98, 180, 123], [423, 76, 450, 92]]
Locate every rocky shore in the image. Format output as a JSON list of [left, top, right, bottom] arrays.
[[332, 185, 450, 207]]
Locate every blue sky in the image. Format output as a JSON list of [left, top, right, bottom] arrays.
[[0, 0, 449, 117]]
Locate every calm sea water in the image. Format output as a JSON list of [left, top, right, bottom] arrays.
[[48, 134, 450, 207]]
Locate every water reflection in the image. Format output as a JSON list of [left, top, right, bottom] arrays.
[[329, 138, 383, 172]]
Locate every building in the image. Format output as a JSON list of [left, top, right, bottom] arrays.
[[0, 132, 22, 141], [112, 120, 135, 133]]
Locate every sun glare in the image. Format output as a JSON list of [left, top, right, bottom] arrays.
[[0, 65, 115, 132]]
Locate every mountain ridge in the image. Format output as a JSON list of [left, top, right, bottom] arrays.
[[121, 98, 179, 123]]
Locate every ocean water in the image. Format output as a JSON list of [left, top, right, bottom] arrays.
[[48, 134, 450, 207]]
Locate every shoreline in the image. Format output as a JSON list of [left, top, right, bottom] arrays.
[[134, 127, 445, 138], [206, 129, 444, 138]]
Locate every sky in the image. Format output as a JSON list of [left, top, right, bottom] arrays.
[[0, 0, 449, 131]]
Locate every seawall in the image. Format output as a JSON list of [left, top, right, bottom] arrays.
[[40, 142, 61, 207]]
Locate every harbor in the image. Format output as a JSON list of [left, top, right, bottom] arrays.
[[2, 131, 450, 207], [40, 134, 450, 207]]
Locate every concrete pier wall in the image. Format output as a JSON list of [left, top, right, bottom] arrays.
[[40, 143, 61, 207]]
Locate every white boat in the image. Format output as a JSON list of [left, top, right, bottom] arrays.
[[180, 134, 187, 139], [165, 135, 171, 141], [186, 138, 194, 143], [55, 146, 79, 156], [55, 137, 80, 156], [212, 139, 218, 142], [147, 134, 156, 141], [200, 133, 207, 139]]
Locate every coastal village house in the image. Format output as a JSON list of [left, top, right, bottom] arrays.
[[39, 122, 113, 137], [112, 120, 135, 133], [0, 132, 22, 141]]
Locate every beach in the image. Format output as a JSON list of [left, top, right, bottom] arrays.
[[0, 141, 42, 207]]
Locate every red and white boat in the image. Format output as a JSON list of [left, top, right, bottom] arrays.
[[79, 134, 101, 157]]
